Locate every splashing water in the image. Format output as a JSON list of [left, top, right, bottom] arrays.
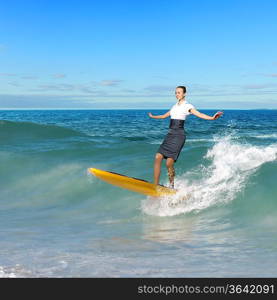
[[142, 134, 277, 216]]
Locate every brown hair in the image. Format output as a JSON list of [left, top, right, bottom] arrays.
[[176, 86, 186, 93]]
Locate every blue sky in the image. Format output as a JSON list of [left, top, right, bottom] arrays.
[[0, 0, 277, 109]]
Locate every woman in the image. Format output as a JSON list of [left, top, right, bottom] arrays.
[[148, 86, 223, 189]]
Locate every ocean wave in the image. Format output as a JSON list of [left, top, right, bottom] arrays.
[[0, 120, 85, 142], [252, 134, 277, 139]]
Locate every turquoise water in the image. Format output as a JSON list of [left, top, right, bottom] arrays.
[[0, 109, 276, 277]]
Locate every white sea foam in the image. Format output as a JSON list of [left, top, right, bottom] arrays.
[[0, 266, 17, 278], [253, 134, 277, 139], [142, 135, 277, 216], [0, 265, 33, 278]]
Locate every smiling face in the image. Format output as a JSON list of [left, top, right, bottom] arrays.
[[175, 87, 186, 100]]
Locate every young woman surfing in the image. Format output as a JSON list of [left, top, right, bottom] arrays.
[[148, 86, 223, 188]]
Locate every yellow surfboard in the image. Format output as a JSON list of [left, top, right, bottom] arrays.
[[88, 167, 177, 197]]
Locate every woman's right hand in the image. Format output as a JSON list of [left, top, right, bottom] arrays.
[[148, 112, 153, 118], [213, 111, 224, 120]]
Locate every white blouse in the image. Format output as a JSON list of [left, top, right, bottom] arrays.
[[169, 100, 195, 120]]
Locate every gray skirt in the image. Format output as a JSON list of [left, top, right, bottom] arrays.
[[157, 119, 186, 162]]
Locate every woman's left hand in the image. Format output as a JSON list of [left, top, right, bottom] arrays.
[[213, 111, 224, 120]]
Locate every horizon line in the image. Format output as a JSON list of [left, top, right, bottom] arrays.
[[0, 107, 276, 111]]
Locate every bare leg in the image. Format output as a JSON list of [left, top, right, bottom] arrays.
[[154, 153, 164, 185], [166, 158, 175, 188]]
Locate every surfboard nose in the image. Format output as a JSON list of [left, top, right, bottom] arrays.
[[87, 167, 177, 197], [87, 167, 97, 175]]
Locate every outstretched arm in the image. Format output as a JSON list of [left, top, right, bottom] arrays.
[[148, 110, 170, 119], [190, 108, 223, 120]]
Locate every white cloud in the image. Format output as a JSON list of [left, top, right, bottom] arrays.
[[53, 73, 66, 78], [21, 76, 39, 80], [144, 84, 174, 92], [121, 88, 136, 93], [0, 73, 17, 76], [8, 82, 21, 87], [31, 83, 104, 95], [264, 74, 277, 78], [241, 83, 277, 89], [99, 80, 123, 86], [0, 93, 276, 109]]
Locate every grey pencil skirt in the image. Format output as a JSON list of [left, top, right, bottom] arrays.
[[157, 119, 186, 162]]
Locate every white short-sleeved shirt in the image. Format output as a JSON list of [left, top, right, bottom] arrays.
[[169, 101, 195, 120]]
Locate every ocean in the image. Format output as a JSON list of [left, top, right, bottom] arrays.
[[0, 109, 276, 277]]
